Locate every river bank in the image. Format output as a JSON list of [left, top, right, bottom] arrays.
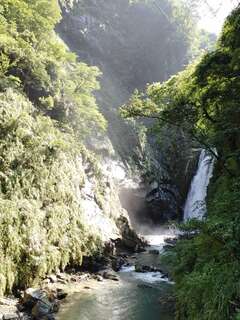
[[0, 271, 122, 320], [0, 226, 176, 320], [56, 227, 176, 320]]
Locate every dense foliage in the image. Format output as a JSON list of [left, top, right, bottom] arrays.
[[58, 0, 214, 162], [0, 0, 106, 137], [0, 0, 107, 294], [121, 5, 240, 319], [61, 0, 198, 90]]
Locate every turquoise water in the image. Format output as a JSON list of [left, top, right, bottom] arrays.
[[57, 243, 175, 320]]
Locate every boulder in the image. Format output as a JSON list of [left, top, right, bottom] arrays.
[[23, 289, 45, 309], [0, 299, 16, 307], [148, 249, 160, 255], [164, 238, 177, 246], [104, 241, 116, 256], [102, 272, 119, 281], [31, 300, 53, 319], [78, 274, 90, 282], [93, 275, 104, 282], [56, 273, 69, 284], [111, 257, 125, 272], [3, 314, 18, 320], [47, 275, 57, 284], [135, 264, 152, 273], [23, 288, 58, 320], [146, 184, 181, 223], [115, 216, 146, 252], [56, 289, 68, 301], [137, 284, 153, 289], [135, 264, 164, 274]]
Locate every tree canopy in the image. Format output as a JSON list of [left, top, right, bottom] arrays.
[[0, 0, 108, 294], [121, 4, 240, 319], [0, 0, 106, 138]]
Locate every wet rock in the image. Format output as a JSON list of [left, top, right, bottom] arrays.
[[164, 238, 177, 246], [135, 264, 164, 274], [161, 273, 169, 279], [70, 276, 77, 282], [80, 255, 110, 273], [47, 275, 57, 284], [31, 300, 53, 319], [96, 275, 104, 282], [23, 289, 44, 309], [158, 295, 176, 307], [0, 299, 16, 307], [3, 313, 19, 320], [104, 241, 116, 256], [135, 264, 151, 273], [115, 216, 146, 253], [111, 257, 125, 272], [93, 275, 104, 282], [102, 272, 119, 281], [78, 274, 90, 282], [42, 279, 51, 286], [56, 273, 69, 284], [56, 289, 68, 301], [23, 288, 58, 320], [137, 284, 153, 289], [145, 182, 181, 223], [148, 249, 160, 255]]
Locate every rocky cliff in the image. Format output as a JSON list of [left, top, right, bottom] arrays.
[[56, 0, 199, 223]]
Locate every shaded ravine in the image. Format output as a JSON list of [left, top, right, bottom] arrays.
[[56, 150, 215, 320]]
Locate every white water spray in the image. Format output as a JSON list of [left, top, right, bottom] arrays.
[[184, 150, 215, 221]]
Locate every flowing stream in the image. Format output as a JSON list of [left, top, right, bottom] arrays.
[[57, 150, 215, 320], [184, 149, 215, 221], [57, 228, 175, 320]]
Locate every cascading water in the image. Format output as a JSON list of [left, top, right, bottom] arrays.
[[184, 149, 215, 221]]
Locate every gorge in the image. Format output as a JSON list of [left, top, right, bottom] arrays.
[[55, 149, 215, 320], [0, 1, 240, 320]]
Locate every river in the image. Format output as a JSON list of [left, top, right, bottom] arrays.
[[57, 149, 215, 320], [57, 227, 176, 320]]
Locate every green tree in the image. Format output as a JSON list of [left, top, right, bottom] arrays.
[[0, 0, 108, 295], [121, 4, 240, 319]]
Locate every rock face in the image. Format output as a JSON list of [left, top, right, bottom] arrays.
[[148, 249, 160, 255], [141, 144, 200, 222], [135, 264, 169, 279], [79, 150, 143, 243], [0, 298, 23, 320], [23, 288, 58, 320], [145, 181, 181, 222], [56, 0, 196, 161], [116, 216, 146, 252], [56, 1, 200, 224], [102, 272, 119, 282]]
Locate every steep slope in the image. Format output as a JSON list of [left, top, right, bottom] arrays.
[[121, 4, 240, 319], [0, 0, 138, 295], [57, 0, 205, 222]]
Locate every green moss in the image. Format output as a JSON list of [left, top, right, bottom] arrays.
[[0, 90, 106, 295], [0, 0, 114, 295]]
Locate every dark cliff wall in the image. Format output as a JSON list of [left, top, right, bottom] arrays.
[[56, 0, 201, 222], [57, 0, 192, 157]]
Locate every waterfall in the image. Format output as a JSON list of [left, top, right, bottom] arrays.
[[184, 149, 215, 221]]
